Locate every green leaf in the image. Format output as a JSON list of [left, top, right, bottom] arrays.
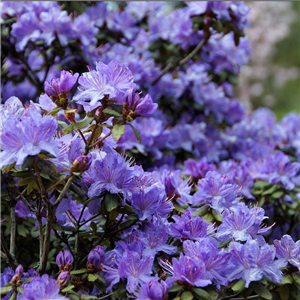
[[231, 279, 245, 292], [109, 209, 119, 221], [47, 106, 62, 116], [281, 274, 292, 285], [16, 286, 24, 294], [87, 273, 99, 282], [70, 268, 87, 275], [18, 177, 34, 186], [62, 117, 94, 134], [271, 191, 284, 199], [37, 160, 57, 176], [0, 285, 13, 296], [61, 284, 75, 293], [192, 288, 212, 300], [278, 285, 290, 300], [128, 123, 142, 143], [181, 291, 194, 300], [292, 273, 300, 287], [52, 223, 64, 231], [103, 109, 122, 117], [80, 295, 98, 299], [212, 209, 222, 222], [289, 285, 300, 299], [168, 284, 183, 293], [262, 184, 278, 196], [104, 193, 119, 212], [57, 120, 68, 129], [11, 171, 31, 177], [90, 222, 97, 233], [112, 124, 125, 141], [252, 282, 272, 300], [9, 292, 16, 300]]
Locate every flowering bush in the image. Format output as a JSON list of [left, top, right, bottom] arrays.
[[1, 1, 300, 300]]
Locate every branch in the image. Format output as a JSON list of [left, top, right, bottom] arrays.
[[54, 175, 74, 207], [10, 204, 16, 256], [1, 230, 17, 270], [88, 131, 112, 149], [151, 36, 209, 85], [46, 174, 72, 193]]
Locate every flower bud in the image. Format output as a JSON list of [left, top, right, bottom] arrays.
[[70, 153, 92, 174], [11, 265, 23, 287], [57, 271, 70, 289], [56, 250, 74, 272], [87, 246, 105, 273]]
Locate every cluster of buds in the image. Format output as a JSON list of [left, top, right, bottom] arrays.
[[44, 70, 79, 109], [56, 249, 74, 272], [86, 246, 106, 273], [57, 271, 71, 290]]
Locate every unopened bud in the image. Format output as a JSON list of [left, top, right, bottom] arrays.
[[87, 246, 105, 273], [70, 154, 92, 174], [57, 271, 70, 289], [56, 250, 74, 272]]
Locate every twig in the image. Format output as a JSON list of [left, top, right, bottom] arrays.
[[1, 230, 17, 270], [46, 174, 72, 193], [37, 199, 44, 264], [54, 176, 74, 207], [151, 36, 209, 85], [10, 203, 16, 256], [88, 131, 112, 149]]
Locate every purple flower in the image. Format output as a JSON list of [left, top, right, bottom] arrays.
[[87, 246, 106, 273], [130, 185, 172, 221], [137, 278, 168, 300], [216, 203, 271, 244], [123, 88, 157, 117], [228, 240, 282, 288], [44, 71, 79, 101], [183, 239, 230, 286], [118, 251, 153, 293], [56, 250, 74, 271], [169, 210, 214, 241], [161, 253, 212, 288], [87, 153, 137, 202], [193, 171, 241, 213], [74, 61, 135, 109], [183, 157, 216, 180], [21, 274, 66, 300], [0, 109, 58, 168], [274, 235, 300, 271]]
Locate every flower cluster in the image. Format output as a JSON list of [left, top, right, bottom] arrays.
[[1, 2, 300, 300]]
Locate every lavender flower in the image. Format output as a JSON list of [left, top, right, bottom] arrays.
[[123, 88, 157, 118], [21, 274, 66, 300], [0, 109, 58, 168], [193, 171, 241, 213], [44, 71, 79, 102], [74, 61, 135, 109], [274, 235, 300, 271], [169, 210, 214, 241], [137, 278, 168, 300], [87, 153, 137, 202], [161, 253, 212, 288], [183, 239, 230, 286], [216, 203, 271, 244], [228, 240, 282, 287], [183, 157, 216, 180]]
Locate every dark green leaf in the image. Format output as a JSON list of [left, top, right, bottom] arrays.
[[90, 222, 97, 233], [292, 273, 300, 287], [192, 288, 212, 300], [11, 171, 31, 177], [70, 268, 87, 275], [62, 117, 94, 134], [57, 120, 68, 129], [271, 191, 284, 199], [168, 284, 182, 293], [104, 193, 119, 212], [112, 124, 125, 141], [277, 285, 289, 300], [103, 109, 122, 117], [252, 282, 272, 300], [181, 291, 194, 300], [18, 177, 34, 187], [262, 185, 278, 196], [61, 284, 75, 293], [128, 123, 142, 143]]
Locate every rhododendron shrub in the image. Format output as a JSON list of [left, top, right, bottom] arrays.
[[1, 2, 300, 300]]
